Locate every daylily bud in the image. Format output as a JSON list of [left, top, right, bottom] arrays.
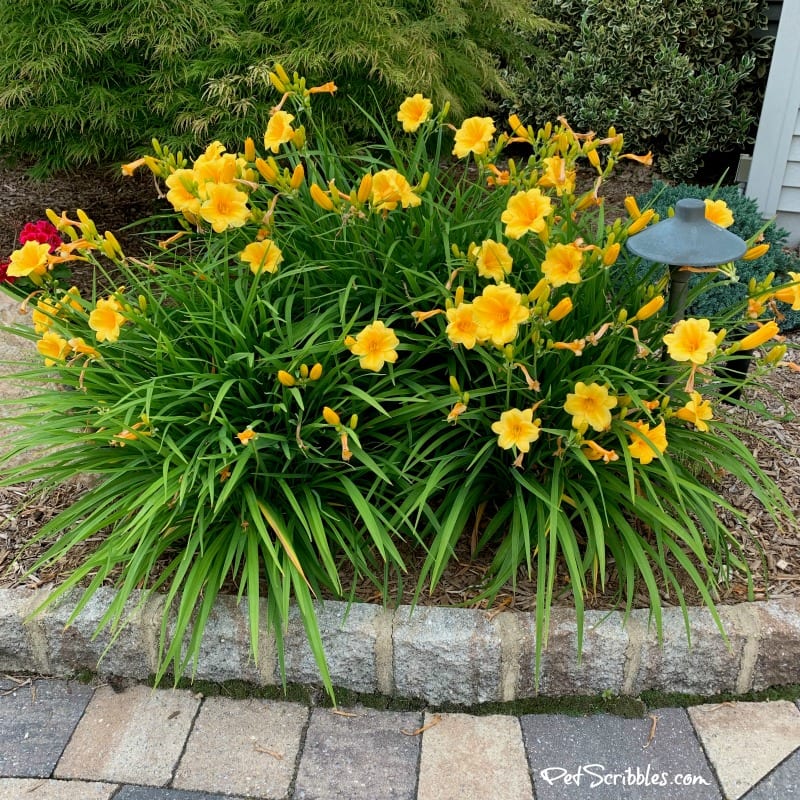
[[349, 414, 358, 429], [244, 137, 256, 162], [277, 370, 296, 387], [449, 375, 461, 393], [765, 344, 787, 364], [454, 286, 465, 307], [548, 297, 574, 321], [586, 147, 601, 170], [274, 63, 291, 86], [299, 363, 309, 379], [743, 243, 770, 261], [737, 321, 780, 351], [624, 196, 641, 220], [627, 209, 655, 235], [357, 173, 373, 204], [602, 242, 620, 266], [268, 71, 286, 92], [415, 172, 430, 193], [528, 278, 550, 303], [309, 362, 323, 380], [632, 295, 665, 321], [290, 163, 305, 189], [255, 157, 279, 183], [322, 406, 341, 426], [291, 126, 306, 148], [310, 183, 334, 211]]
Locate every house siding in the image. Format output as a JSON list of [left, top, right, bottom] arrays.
[[745, 0, 800, 245]]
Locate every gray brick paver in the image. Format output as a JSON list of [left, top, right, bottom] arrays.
[[0, 679, 94, 778], [740, 748, 800, 799], [113, 786, 251, 799], [54, 684, 200, 786], [173, 696, 308, 798], [294, 706, 422, 800], [521, 708, 722, 799]]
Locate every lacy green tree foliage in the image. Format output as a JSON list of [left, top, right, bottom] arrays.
[[0, 0, 546, 175], [508, 0, 773, 179]]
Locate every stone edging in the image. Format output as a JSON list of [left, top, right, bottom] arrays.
[[1, 586, 799, 704]]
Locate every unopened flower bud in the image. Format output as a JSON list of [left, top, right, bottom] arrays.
[[322, 406, 341, 426], [299, 363, 309, 379], [310, 183, 334, 211], [624, 196, 641, 220], [309, 362, 323, 380], [548, 297, 573, 321], [743, 243, 770, 261], [277, 370, 296, 387], [349, 414, 358, 429], [357, 173, 372, 204], [244, 137, 256, 162], [290, 163, 305, 189]]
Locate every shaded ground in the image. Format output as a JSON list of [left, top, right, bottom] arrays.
[[1, 158, 798, 612]]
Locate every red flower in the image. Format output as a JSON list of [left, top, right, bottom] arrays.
[[18, 220, 63, 253], [0, 260, 16, 284]]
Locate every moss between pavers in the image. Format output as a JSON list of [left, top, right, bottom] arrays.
[[49, 668, 800, 716]]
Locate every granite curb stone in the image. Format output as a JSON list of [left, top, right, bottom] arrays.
[[2, 587, 800, 703]]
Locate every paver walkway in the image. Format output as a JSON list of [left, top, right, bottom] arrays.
[[2, 677, 799, 799]]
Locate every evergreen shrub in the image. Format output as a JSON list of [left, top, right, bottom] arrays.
[[0, 0, 547, 176], [1, 74, 796, 696], [507, 0, 773, 179]]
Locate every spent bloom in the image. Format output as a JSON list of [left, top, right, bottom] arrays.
[[501, 189, 553, 240], [263, 110, 296, 153], [675, 392, 713, 432], [564, 382, 618, 433], [704, 199, 734, 229], [475, 239, 513, 282], [397, 94, 433, 132], [347, 320, 399, 372], [471, 283, 529, 346], [491, 408, 542, 452], [240, 239, 283, 275], [541, 243, 583, 287], [663, 318, 717, 365], [452, 117, 495, 158], [627, 420, 668, 465]]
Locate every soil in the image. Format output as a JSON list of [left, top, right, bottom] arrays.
[[1, 158, 799, 613]]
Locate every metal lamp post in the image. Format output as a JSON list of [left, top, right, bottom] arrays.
[[627, 198, 752, 397], [626, 198, 747, 322]]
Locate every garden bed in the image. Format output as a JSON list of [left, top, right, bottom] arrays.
[[1, 159, 799, 614]]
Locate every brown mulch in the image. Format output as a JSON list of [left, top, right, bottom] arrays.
[[1, 158, 799, 612]]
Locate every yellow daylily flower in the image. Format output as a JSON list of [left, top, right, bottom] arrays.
[[347, 321, 399, 372], [564, 382, 617, 433], [397, 94, 433, 132], [491, 408, 542, 452], [663, 318, 717, 365]]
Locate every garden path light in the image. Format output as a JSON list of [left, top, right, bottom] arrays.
[[627, 198, 747, 322]]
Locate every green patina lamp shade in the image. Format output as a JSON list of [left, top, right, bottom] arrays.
[[626, 198, 747, 266]]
